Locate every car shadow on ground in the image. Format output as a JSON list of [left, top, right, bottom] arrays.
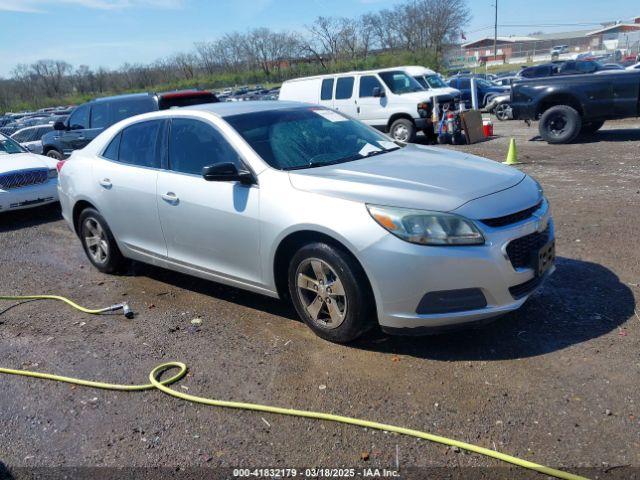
[[353, 257, 636, 360], [529, 128, 640, 143], [129, 261, 299, 321], [0, 203, 62, 233], [133, 256, 635, 361]]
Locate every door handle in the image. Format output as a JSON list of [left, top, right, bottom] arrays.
[[99, 178, 112, 188], [161, 192, 179, 204]]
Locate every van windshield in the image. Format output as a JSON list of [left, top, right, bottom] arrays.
[[378, 71, 424, 94], [225, 107, 401, 171]]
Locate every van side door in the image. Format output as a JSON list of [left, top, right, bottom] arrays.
[[60, 103, 91, 155], [332, 76, 358, 117], [319, 78, 335, 108]]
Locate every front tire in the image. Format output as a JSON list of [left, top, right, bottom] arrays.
[[78, 208, 126, 274], [288, 242, 374, 343], [538, 105, 582, 144], [389, 118, 416, 143], [46, 149, 63, 160]]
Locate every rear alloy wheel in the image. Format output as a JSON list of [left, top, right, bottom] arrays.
[[78, 208, 126, 273], [389, 118, 416, 143], [46, 149, 63, 160], [538, 105, 581, 144], [288, 242, 374, 343]]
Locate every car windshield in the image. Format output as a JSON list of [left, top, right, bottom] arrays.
[[378, 71, 424, 94], [424, 75, 447, 88], [0, 135, 26, 155], [225, 107, 401, 171]]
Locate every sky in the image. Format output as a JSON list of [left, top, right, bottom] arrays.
[[0, 0, 638, 76]]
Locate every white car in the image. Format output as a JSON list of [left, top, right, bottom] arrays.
[[279, 67, 436, 143], [626, 62, 640, 70], [0, 133, 59, 212], [10, 124, 54, 154]]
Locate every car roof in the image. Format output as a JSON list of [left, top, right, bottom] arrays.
[[185, 100, 312, 117], [93, 92, 153, 103]]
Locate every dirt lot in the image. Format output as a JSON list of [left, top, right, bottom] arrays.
[[0, 118, 639, 480]]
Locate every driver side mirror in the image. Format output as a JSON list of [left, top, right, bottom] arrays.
[[372, 87, 385, 98], [202, 162, 254, 185], [53, 120, 67, 131]]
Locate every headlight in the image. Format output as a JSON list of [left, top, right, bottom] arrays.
[[367, 205, 484, 246], [47, 168, 58, 179]]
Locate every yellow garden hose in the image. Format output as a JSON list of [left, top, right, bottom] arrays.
[[0, 295, 588, 480]]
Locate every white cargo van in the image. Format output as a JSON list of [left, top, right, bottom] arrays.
[[279, 68, 435, 143], [402, 66, 461, 100]]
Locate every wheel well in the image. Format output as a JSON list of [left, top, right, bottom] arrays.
[[72, 200, 97, 235], [273, 230, 374, 303], [42, 145, 59, 154], [536, 94, 584, 118], [387, 113, 415, 132]]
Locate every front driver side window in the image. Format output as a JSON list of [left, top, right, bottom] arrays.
[[169, 118, 242, 175], [68, 104, 90, 130]]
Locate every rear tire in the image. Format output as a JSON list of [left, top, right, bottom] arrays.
[[288, 242, 374, 343], [78, 208, 126, 274], [580, 120, 605, 134], [538, 105, 582, 144], [389, 118, 416, 143]]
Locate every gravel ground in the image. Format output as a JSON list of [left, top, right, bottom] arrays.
[[0, 118, 639, 480]]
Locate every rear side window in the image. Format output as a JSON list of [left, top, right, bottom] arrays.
[[90, 103, 109, 129], [118, 120, 162, 168], [111, 97, 156, 125], [68, 104, 90, 130], [359, 75, 383, 97], [320, 79, 334, 100], [102, 132, 121, 161], [169, 118, 241, 175], [335, 77, 354, 100]]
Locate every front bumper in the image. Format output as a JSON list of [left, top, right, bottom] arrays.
[[0, 179, 58, 213], [359, 201, 555, 332]]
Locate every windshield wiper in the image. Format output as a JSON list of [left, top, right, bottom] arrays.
[[284, 147, 401, 171]]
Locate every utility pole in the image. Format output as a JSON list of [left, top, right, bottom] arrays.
[[493, 0, 498, 60]]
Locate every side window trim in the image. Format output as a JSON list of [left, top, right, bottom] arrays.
[[166, 116, 254, 179], [98, 119, 163, 170]]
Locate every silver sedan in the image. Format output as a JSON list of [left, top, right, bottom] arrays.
[[58, 101, 554, 343]]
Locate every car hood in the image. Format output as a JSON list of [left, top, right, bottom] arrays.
[[288, 144, 527, 213], [0, 152, 56, 174], [427, 87, 461, 98]]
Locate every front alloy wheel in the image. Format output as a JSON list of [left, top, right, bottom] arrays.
[[295, 258, 347, 329], [288, 242, 374, 343]]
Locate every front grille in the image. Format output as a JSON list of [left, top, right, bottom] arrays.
[[509, 276, 543, 299], [506, 226, 550, 269], [0, 168, 48, 190], [481, 201, 542, 228]]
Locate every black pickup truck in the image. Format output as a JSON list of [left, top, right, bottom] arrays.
[[510, 70, 640, 143]]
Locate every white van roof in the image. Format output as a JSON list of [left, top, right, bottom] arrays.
[[282, 66, 425, 84], [400, 66, 437, 76]]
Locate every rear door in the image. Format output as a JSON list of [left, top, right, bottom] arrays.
[[156, 117, 261, 284], [332, 76, 358, 116], [92, 119, 167, 259]]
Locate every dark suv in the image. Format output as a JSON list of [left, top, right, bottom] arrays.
[[42, 90, 218, 159]]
